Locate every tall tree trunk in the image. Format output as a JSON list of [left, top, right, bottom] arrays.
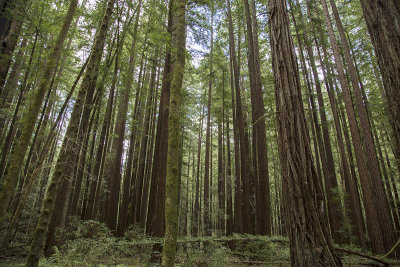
[[225, 109, 233, 235], [134, 55, 157, 226], [267, 0, 341, 265], [106, 0, 142, 232], [203, 6, 213, 235], [243, 0, 271, 235], [314, 36, 365, 246], [217, 71, 225, 233], [359, 0, 400, 170], [292, 0, 345, 243], [161, 0, 186, 263], [85, 44, 118, 220], [226, 0, 251, 234], [146, 0, 173, 237], [192, 104, 204, 236]]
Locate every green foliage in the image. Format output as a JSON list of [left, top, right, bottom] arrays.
[[46, 218, 155, 266]]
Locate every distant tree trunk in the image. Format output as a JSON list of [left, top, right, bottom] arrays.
[[182, 141, 191, 236], [161, 0, 186, 263], [118, 46, 145, 231], [225, 109, 233, 236], [203, 7, 213, 235], [243, 0, 271, 235], [146, 0, 173, 237], [134, 56, 157, 226], [106, 0, 142, 232], [267, 0, 341, 265], [85, 44, 119, 220], [228, 55, 242, 234], [192, 105, 204, 236], [217, 71, 225, 233], [314, 37, 365, 246], [81, 98, 101, 219], [0, 0, 77, 222], [227, 0, 251, 234], [140, 59, 161, 229]]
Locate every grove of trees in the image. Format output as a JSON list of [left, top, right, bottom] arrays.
[[0, 0, 399, 266]]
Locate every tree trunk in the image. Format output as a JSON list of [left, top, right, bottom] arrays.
[[225, 108, 233, 236], [243, 0, 271, 235], [203, 6, 213, 235], [192, 104, 204, 236], [226, 0, 251, 234], [106, 0, 142, 232], [161, 0, 186, 263], [267, 0, 341, 265], [359, 0, 400, 171], [146, 0, 173, 237], [315, 36, 365, 247]]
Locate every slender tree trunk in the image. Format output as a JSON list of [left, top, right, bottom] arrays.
[[146, 0, 173, 237], [217, 72, 225, 233], [118, 46, 145, 231], [228, 53, 242, 234], [203, 7, 213, 235], [227, 0, 251, 234], [192, 105, 204, 236], [106, 0, 142, 232], [225, 110, 233, 235], [134, 56, 157, 226], [314, 36, 365, 246], [85, 47, 118, 220], [243, 0, 271, 235]]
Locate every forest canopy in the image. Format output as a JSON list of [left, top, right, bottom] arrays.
[[0, 0, 399, 266]]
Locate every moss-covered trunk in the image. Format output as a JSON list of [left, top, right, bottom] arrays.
[[161, 0, 186, 264]]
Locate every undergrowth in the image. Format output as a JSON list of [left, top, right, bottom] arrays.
[[2, 218, 383, 266]]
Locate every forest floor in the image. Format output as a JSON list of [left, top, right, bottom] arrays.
[[0, 218, 395, 266]]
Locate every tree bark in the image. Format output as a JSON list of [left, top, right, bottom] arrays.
[[267, 0, 341, 265], [243, 0, 271, 235], [161, 0, 186, 263], [359, 0, 400, 171]]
